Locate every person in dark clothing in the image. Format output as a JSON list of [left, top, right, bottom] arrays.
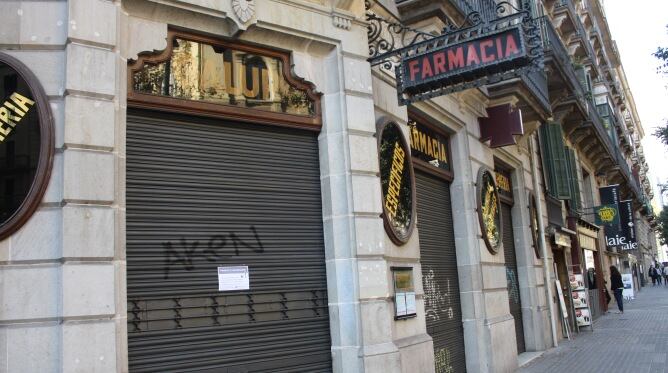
[[610, 266, 624, 314]]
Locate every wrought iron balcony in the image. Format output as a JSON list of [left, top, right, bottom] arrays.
[[542, 17, 588, 113], [588, 103, 643, 202]]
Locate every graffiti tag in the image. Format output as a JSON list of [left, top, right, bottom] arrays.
[[163, 226, 264, 279]]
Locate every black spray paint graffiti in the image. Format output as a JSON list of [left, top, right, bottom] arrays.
[[163, 226, 264, 279]]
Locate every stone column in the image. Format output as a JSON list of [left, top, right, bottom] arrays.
[[61, 1, 120, 372]]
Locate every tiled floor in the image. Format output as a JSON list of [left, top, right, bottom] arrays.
[[519, 284, 668, 373]]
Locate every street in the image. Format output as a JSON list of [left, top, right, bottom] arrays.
[[520, 285, 668, 372]]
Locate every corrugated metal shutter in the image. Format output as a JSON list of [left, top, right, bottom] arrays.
[[415, 171, 466, 373], [126, 110, 332, 372], [501, 202, 526, 353]]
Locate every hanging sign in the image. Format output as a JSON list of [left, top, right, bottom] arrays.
[[401, 27, 528, 97], [477, 167, 502, 254], [378, 119, 415, 245], [619, 200, 637, 251], [594, 204, 619, 226], [408, 119, 450, 171], [479, 104, 524, 148], [0, 53, 54, 241]]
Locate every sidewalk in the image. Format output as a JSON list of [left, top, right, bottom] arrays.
[[519, 284, 668, 373]]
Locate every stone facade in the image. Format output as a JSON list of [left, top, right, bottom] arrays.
[[0, 0, 659, 372]]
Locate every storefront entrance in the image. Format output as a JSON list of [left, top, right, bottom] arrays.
[[496, 166, 526, 353], [500, 201, 526, 353], [124, 31, 331, 372], [125, 111, 331, 372], [415, 170, 466, 372]]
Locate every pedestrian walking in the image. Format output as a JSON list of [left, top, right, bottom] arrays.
[[650, 266, 657, 286], [610, 266, 624, 314], [658, 266, 663, 285], [663, 266, 668, 286]]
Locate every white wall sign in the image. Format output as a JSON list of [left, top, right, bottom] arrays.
[[218, 266, 250, 291]]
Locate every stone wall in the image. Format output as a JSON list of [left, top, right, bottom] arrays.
[[0, 0, 558, 372], [0, 0, 121, 372]]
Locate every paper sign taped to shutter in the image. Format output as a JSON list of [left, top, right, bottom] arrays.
[[218, 266, 249, 291]]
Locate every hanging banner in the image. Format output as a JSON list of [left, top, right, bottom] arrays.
[[619, 200, 637, 251], [598, 185, 622, 248]]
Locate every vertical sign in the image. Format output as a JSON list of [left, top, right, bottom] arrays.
[[599, 185, 622, 248], [619, 200, 637, 251]]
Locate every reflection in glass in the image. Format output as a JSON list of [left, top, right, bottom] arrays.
[[0, 63, 40, 224], [481, 171, 500, 250], [379, 122, 413, 241], [408, 119, 449, 171], [133, 39, 315, 116]]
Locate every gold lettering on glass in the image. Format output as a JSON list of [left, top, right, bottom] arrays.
[[133, 39, 315, 116]]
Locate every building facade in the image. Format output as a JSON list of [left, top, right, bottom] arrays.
[[0, 0, 658, 373]]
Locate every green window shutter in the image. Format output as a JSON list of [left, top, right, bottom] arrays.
[[538, 123, 555, 195], [538, 122, 570, 199], [565, 147, 582, 214], [575, 66, 587, 91]]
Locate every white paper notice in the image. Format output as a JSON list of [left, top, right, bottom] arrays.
[[218, 266, 249, 291], [406, 291, 416, 315], [395, 292, 407, 316]]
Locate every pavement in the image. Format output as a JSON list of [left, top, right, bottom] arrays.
[[519, 284, 668, 373]]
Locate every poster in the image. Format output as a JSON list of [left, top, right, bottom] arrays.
[[569, 274, 585, 290], [392, 268, 417, 319], [622, 273, 634, 299], [571, 290, 588, 308], [575, 308, 591, 326], [217, 266, 250, 291], [395, 293, 407, 317], [406, 292, 416, 315]]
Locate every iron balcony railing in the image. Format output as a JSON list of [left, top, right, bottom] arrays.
[[588, 104, 643, 200], [555, 0, 597, 64], [522, 68, 550, 113], [541, 17, 588, 111]]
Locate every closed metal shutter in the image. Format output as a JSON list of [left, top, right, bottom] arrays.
[[126, 110, 332, 372], [415, 171, 466, 373], [501, 202, 526, 353]]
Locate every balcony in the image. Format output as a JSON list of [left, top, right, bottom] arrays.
[[542, 17, 588, 116], [486, 16, 552, 122], [396, 0, 483, 29]]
